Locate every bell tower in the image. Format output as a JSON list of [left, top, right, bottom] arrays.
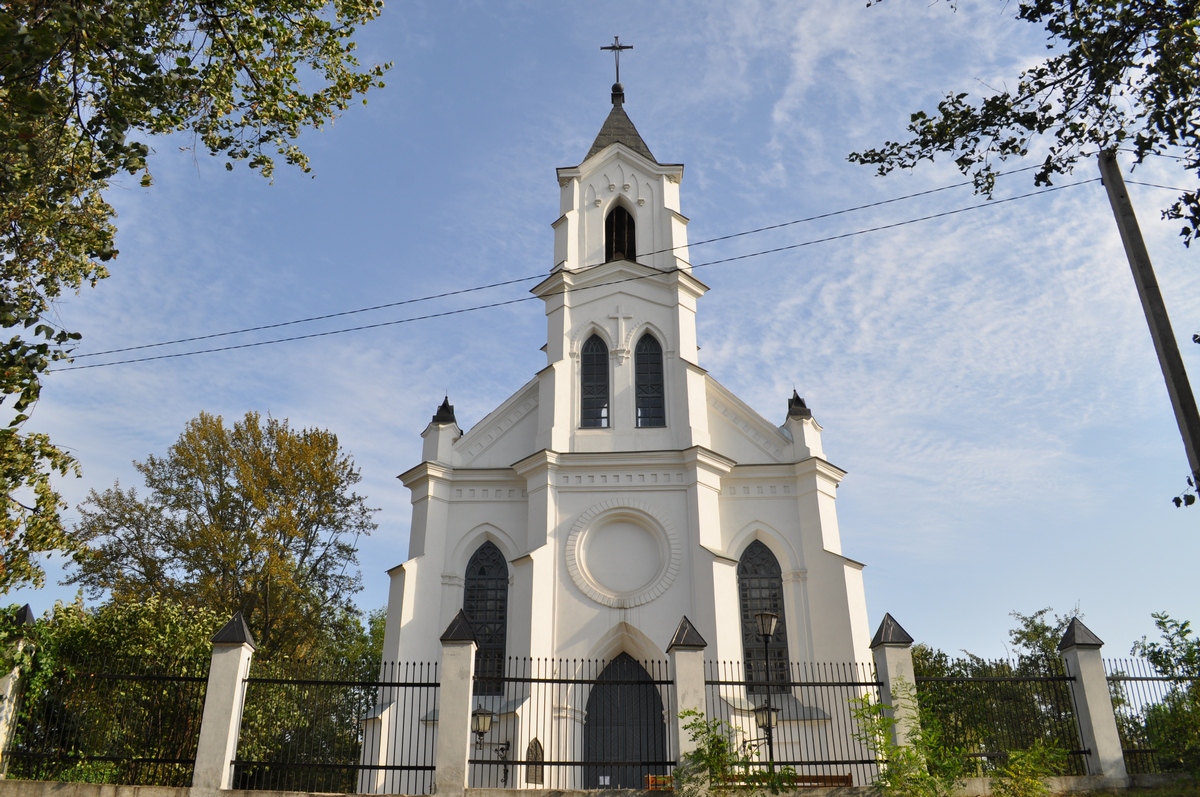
[[533, 83, 711, 454]]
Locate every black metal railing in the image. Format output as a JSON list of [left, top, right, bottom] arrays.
[[1106, 656, 1200, 775], [915, 658, 1087, 775], [470, 655, 675, 790], [1, 653, 208, 785], [233, 661, 438, 794], [705, 660, 881, 787]]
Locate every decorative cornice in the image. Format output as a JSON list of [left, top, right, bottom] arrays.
[[398, 461, 455, 489]]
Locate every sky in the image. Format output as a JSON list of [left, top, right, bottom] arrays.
[[10, 0, 1199, 661]]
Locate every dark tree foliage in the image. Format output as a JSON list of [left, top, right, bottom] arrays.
[[0, 597, 222, 785], [0, 0, 389, 592], [851, 0, 1200, 243], [912, 608, 1084, 775]]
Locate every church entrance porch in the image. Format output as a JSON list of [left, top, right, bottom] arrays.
[[466, 655, 676, 790]]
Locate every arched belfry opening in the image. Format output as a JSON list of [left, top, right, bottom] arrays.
[[605, 205, 636, 263], [583, 653, 668, 788]]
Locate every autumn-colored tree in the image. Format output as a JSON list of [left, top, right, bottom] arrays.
[[0, 0, 390, 592], [68, 411, 377, 660]]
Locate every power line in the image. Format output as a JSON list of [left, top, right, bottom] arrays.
[[1126, 179, 1194, 192], [52, 177, 1098, 373], [72, 165, 1043, 360]]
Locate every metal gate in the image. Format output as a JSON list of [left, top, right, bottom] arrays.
[[469, 656, 675, 789], [583, 653, 670, 789]]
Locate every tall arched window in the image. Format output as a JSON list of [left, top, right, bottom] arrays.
[[737, 540, 789, 694], [605, 205, 636, 262], [581, 335, 610, 428], [464, 541, 508, 695], [635, 334, 665, 428]]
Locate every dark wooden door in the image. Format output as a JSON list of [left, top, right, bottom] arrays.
[[583, 653, 669, 789]]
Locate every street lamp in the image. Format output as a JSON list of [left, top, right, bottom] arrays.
[[470, 707, 511, 786], [754, 611, 779, 766]]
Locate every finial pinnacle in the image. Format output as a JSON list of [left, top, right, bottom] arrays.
[[600, 36, 632, 84]]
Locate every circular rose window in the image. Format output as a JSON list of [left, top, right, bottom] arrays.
[[566, 500, 681, 608]]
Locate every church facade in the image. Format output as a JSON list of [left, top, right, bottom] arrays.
[[380, 83, 871, 687]]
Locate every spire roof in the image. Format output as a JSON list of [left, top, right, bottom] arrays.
[[432, 396, 456, 424], [585, 83, 656, 164], [787, 390, 811, 419]]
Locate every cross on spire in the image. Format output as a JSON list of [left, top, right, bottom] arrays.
[[601, 36, 633, 83]]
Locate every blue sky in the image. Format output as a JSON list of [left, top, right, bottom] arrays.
[[12, 0, 1199, 660]]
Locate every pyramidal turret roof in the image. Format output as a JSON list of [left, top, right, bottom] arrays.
[[585, 83, 656, 164]]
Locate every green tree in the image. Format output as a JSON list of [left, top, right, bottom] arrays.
[[0, 596, 224, 785], [68, 411, 378, 660], [850, 0, 1200, 243], [0, 0, 389, 592], [849, 679, 966, 797], [911, 608, 1083, 774], [1131, 612, 1200, 774]]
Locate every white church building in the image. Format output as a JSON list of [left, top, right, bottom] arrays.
[[380, 80, 871, 696]]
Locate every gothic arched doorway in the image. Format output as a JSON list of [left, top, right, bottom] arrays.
[[583, 653, 668, 789]]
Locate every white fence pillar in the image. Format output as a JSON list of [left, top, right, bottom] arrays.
[[0, 605, 34, 776], [192, 613, 256, 790], [1058, 619, 1128, 783], [667, 616, 708, 760], [434, 610, 477, 797], [869, 613, 919, 748]]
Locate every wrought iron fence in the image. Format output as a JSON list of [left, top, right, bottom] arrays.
[[705, 660, 881, 787], [1106, 656, 1200, 775], [233, 661, 438, 794], [1, 652, 208, 785], [915, 658, 1087, 775], [470, 655, 675, 790]]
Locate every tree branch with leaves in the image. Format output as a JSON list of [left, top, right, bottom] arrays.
[[0, 0, 390, 591]]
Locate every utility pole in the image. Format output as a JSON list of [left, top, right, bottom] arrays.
[[1098, 150, 1200, 488]]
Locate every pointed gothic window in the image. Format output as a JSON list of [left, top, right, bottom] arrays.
[[581, 335, 610, 428], [635, 334, 665, 428], [737, 540, 790, 695], [464, 541, 508, 695], [525, 738, 544, 785], [605, 205, 636, 262]]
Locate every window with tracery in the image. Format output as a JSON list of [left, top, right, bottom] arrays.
[[581, 335, 610, 428], [635, 334, 665, 427], [464, 541, 508, 695], [737, 540, 789, 694], [605, 206, 636, 262]]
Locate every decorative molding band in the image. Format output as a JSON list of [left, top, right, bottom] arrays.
[[723, 483, 794, 497], [453, 487, 527, 500], [559, 471, 686, 487]]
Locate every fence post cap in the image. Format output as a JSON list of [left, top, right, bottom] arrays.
[[440, 609, 477, 643], [667, 616, 708, 652], [869, 613, 914, 649], [1057, 617, 1103, 652], [211, 611, 257, 650]]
